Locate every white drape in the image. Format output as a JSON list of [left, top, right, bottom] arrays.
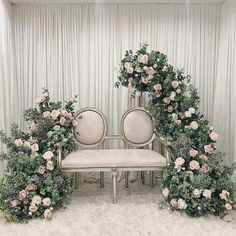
[[213, 0, 236, 165], [0, 0, 14, 178], [1, 2, 235, 178]]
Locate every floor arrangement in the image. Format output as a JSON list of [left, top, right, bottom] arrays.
[[0, 182, 235, 236]]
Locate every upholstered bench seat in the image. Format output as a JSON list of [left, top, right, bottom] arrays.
[[61, 149, 166, 171]]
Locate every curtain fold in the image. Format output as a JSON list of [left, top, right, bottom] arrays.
[[213, 0, 236, 165], [1, 2, 236, 177]]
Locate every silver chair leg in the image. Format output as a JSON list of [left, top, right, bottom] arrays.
[[100, 171, 104, 188], [150, 171, 154, 188], [141, 171, 145, 185], [112, 171, 118, 203], [125, 171, 129, 188]]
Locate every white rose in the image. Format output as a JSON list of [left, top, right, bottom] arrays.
[[30, 143, 39, 152], [189, 107, 196, 114], [23, 141, 31, 147], [203, 189, 212, 198], [170, 198, 178, 207], [171, 113, 178, 121], [162, 188, 169, 198], [177, 199, 187, 210], [175, 157, 185, 167], [185, 111, 192, 118], [189, 160, 200, 170], [193, 189, 201, 198], [190, 121, 198, 130], [170, 92, 176, 101]]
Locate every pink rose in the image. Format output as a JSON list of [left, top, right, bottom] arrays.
[[201, 164, 209, 173], [154, 83, 162, 91], [209, 131, 218, 141], [19, 190, 27, 200], [67, 113, 73, 120], [141, 77, 149, 84], [124, 62, 132, 69], [43, 151, 54, 160], [176, 88, 181, 94], [177, 198, 187, 210], [51, 110, 60, 119], [35, 96, 46, 104], [170, 198, 178, 207], [60, 117, 66, 126], [147, 67, 155, 75], [162, 188, 169, 198], [167, 106, 173, 113], [38, 165, 46, 175], [30, 122, 38, 132], [175, 119, 181, 125], [199, 155, 208, 161], [137, 55, 148, 64], [43, 198, 51, 207], [47, 161, 54, 171], [187, 171, 194, 178], [44, 209, 53, 219], [53, 125, 60, 131], [189, 160, 200, 170], [32, 195, 42, 205], [26, 183, 36, 191], [127, 67, 134, 74], [29, 204, 38, 213], [61, 109, 68, 117], [14, 138, 23, 147], [171, 80, 179, 89], [220, 190, 230, 201], [175, 157, 185, 168], [43, 111, 51, 118], [189, 121, 198, 130], [42, 92, 49, 97], [189, 149, 198, 157], [204, 145, 213, 153], [163, 97, 171, 105], [72, 120, 78, 127], [225, 203, 232, 210], [11, 200, 18, 208]]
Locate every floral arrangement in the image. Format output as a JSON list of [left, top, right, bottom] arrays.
[[0, 89, 77, 222], [115, 44, 236, 217]]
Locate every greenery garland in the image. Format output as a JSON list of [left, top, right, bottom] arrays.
[[0, 89, 77, 222], [115, 44, 236, 217]]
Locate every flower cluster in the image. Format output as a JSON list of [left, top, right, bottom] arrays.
[[0, 89, 77, 222], [116, 44, 235, 217]]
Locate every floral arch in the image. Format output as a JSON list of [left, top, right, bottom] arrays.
[[115, 44, 235, 217]]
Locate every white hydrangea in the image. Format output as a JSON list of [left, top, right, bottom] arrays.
[[170, 91, 176, 100], [185, 111, 192, 118], [189, 107, 196, 114], [193, 189, 201, 198]]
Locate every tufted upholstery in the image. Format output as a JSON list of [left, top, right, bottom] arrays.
[[74, 109, 106, 146], [62, 149, 166, 169], [122, 109, 154, 145]]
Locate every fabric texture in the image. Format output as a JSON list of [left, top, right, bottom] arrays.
[[122, 109, 154, 145], [61, 149, 166, 169]]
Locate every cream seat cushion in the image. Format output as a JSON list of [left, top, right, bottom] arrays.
[[62, 149, 166, 169]]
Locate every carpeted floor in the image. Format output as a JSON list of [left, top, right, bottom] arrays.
[[0, 182, 235, 236]]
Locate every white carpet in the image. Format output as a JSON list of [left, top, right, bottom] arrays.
[[0, 182, 235, 236]]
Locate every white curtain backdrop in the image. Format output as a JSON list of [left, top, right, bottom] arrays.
[[0, 0, 14, 178], [1, 1, 235, 177], [213, 0, 236, 165]]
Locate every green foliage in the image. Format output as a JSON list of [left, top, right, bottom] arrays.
[[0, 89, 78, 222], [116, 43, 236, 217]]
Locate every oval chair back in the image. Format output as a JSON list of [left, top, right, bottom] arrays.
[[74, 108, 107, 148], [120, 107, 155, 147]]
